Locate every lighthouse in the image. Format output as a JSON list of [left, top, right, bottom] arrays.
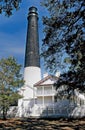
[[24, 7, 41, 89], [18, 7, 41, 117]]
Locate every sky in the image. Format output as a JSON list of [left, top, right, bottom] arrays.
[[0, 0, 48, 75]]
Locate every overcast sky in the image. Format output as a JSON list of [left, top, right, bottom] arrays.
[[0, 0, 47, 75]]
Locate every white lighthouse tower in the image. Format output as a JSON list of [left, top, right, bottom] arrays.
[[24, 6, 41, 98], [18, 7, 41, 117]]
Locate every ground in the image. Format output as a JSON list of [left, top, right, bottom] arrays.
[[0, 118, 85, 130]]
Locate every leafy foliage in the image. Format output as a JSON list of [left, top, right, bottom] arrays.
[[0, 57, 24, 119], [41, 0, 85, 92], [0, 0, 22, 16]]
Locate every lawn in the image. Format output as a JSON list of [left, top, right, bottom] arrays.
[[0, 117, 85, 130]]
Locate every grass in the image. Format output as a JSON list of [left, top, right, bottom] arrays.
[[0, 117, 85, 130]]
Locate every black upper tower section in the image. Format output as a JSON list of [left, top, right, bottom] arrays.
[[24, 7, 40, 67]]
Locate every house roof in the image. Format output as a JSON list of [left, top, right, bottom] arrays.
[[34, 75, 58, 87]]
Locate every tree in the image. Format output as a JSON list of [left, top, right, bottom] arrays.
[[41, 0, 85, 92], [0, 0, 22, 16], [0, 57, 24, 119]]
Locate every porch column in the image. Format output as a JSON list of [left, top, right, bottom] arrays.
[[43, 86, 44, 107], [52, 85, 55, 114]]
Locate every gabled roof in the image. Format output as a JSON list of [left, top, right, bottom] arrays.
[[34, 75, 58, 87]]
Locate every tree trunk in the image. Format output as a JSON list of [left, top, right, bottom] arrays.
[[3, 107, 6, 120]]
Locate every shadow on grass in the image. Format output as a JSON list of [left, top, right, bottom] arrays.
[[0, 117, 85, 130]]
